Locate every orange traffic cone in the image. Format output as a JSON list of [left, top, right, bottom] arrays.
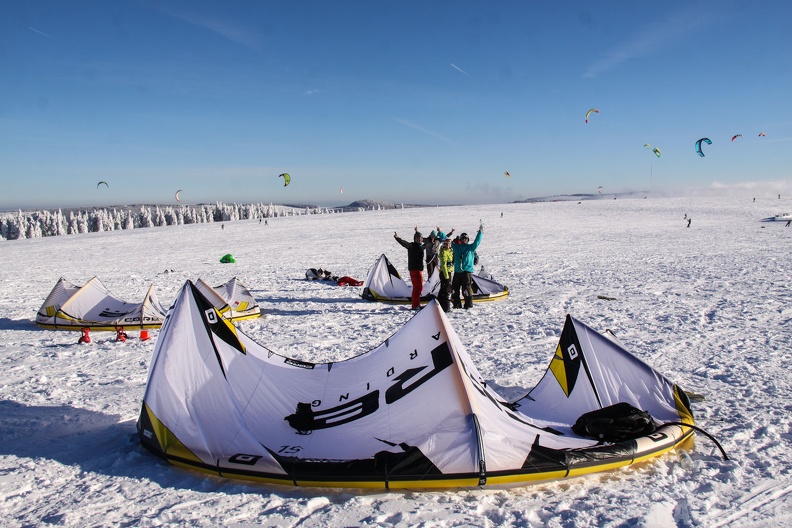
[[140, 330, 150, 341]]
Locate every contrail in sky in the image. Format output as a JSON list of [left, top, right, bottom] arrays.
[[450, 63, 469, 75], [390, 117, 453, 144], [28, 26, 54, 39], [583, 8, 717, 78]]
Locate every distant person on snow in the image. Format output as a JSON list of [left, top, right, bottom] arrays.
[[394, 230, 427, 310], [437, 235, 454, 312], [451, 224, 484, 310], [687, 218, 691, 228]]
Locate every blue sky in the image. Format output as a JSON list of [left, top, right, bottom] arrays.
[[2, 1, 791, 209]]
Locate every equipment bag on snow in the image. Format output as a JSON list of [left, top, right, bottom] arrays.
[[572, 402, 657, 442]]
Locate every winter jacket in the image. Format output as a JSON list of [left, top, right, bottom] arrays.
[[425, 237, 439, 264], [395, 237, 426, 271], [438, 246, 455, 279], [453, 230, 483, 273]]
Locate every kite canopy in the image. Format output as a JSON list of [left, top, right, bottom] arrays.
[[361, 254, 509, 304], [137, 281, 695, 489], [220, 254, 236, 264], [195, 277, 261, 321], [279, 173, 291, 187], [36, 277, 167, 330], [175, 190, 183, 202], [695, 137, 712, 157], [585, 108, 599, 123], [97, 181, 109, 189], [731, 134, 743, 142], [653, 147, 661, 158], [758, 132, 766, 137]]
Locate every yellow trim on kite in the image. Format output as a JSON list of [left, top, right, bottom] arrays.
[[485, 469, 569, 486], [143, 404, 204, 464], [548, 344, 570, 396], [673, 385, 696, 426], [362, 290, 509, 305], [224, 312, 262, 322]]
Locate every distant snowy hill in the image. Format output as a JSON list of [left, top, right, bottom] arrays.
[[340, 199, 430, 211], [514, 191, 650, 203]]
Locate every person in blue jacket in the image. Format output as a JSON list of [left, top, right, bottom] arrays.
[[451, 223, 483, 309]]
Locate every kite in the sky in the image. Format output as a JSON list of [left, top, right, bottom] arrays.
[[504, 171, 511, 179], [597, 186, 604, 194], [731, 134, 743, 142], [97, 181, 109, 189], [653, 147, 661, 158], [758, 132, 766, 137], [644, 143, 651, 149], [585, 108, 599, 123], [279, 173, 291, 187], [339, 187, 343, 194], [695, 138, 712, 157], [175, 190, 183, 202]]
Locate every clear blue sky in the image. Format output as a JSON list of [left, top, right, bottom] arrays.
[[2, 1, 791, 209]]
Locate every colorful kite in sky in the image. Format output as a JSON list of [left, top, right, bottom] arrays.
[[695, 138, 712, 157], [279, 173, 291, 187], [585, 108, 599, 123]]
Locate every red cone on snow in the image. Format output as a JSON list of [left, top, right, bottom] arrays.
[[140, 330, 150, 341], [78, 328, 91, 344]]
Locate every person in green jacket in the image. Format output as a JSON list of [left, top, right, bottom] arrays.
[[451, 223, 483, 309], [437, 235, 455, 312]]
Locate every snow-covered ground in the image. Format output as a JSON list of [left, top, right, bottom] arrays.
[[1, 195, 790, 527]]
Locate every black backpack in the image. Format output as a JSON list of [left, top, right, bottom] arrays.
[[572, 402, 656, 442]]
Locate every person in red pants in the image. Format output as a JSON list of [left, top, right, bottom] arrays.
[[394, 230, 428, 309]]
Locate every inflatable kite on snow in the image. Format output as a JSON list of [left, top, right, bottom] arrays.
[[36, 277, 167, 331], [195, 277, 261, 321], [360, 254, 509, 304], [137, 281, 697, 489]]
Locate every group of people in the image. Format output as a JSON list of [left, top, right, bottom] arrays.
[[393, 223, 483, 312]]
